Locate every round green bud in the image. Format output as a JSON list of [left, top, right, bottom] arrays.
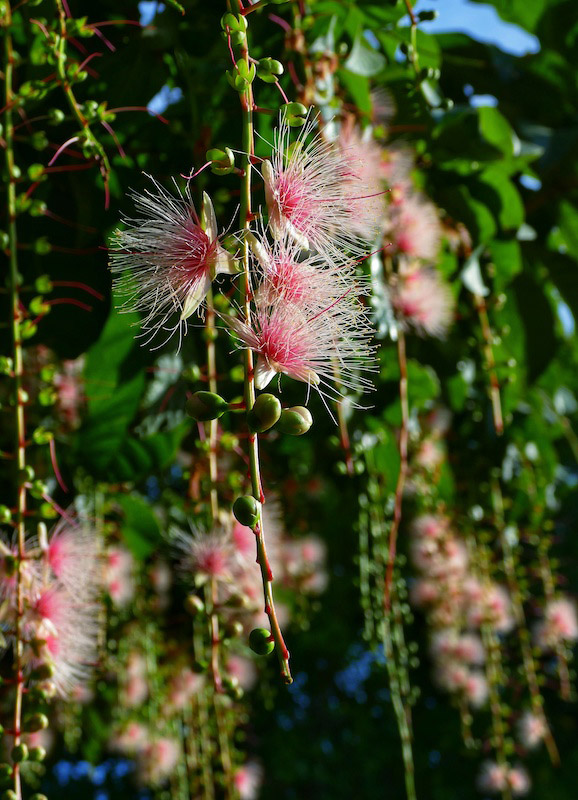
[[30, 662, 55, 681], [18, 465, 35, 484], [233, 495, 260, 528], [28, 747, 46, 763], [249, 628, 275, 656], [24, 713, 49, 733], [0, 506, 12, 524], [185, 391, 229, 422], [185, 595, 205, 616], [48, 108, 65, 125], [2, 790, 18, 800], [247, 393, 281, 433], [182, 364, 202, 382], [276, 406, 313, 436], [34, 237, 51, 255], [28, 164, 45, 182], [30, 480, 48, 499], [0, 764, 12, 783], [32, 427, 53, 445], [35, 275, 53, 293], [10, 744, 28, 763]]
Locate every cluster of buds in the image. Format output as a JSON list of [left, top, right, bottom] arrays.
[[477, 760, 531, 797]]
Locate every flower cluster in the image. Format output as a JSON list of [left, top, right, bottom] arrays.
[[224, 113, 381, 403], [0, 518, 101, 697], [409, 512, 515, 709], [477, 761, 531, 797]]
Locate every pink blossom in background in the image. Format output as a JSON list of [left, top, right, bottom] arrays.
[[517, 711, 547, 749], [391, 264, 454, 339], [337, 119, 387, 241], [534, 597, 578, 649], [387, 188, 442, 262], [234, 761, 264, 800]]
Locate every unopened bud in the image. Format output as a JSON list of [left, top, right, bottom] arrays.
[[249, 627, 275, 656], [247, 393, 281, 432], [28, 748, 46, 763], [10, 744, 28, 763], [280, 102, 308, 127], [185, 594, 205, 616], [276, 406, 313, 436], [24, 713, 48, 733], [233, 496, 260, 528], [185, 391, 229, 422]]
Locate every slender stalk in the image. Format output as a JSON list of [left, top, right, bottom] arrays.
[[4, 7, 26, 797], [229, 0, 292, 684], [384, 329, 409, 614], [491, 479, 560, 765], [475, 293, 503, 435], [54, 0, 111, 199]]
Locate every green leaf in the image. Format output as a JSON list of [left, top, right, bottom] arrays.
[[557, 201, 578, 260], [490, 238, 522, 290], [473, 167, 525, 230], [115, 493, 162, 560], [478, 107, 517, 158], [344, 35, 386, 77]]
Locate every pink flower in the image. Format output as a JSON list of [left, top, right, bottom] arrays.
[[105, 547, 135, 607], [45, 519, 99, 598], [391, 264, 454, 339], [174, 526, 234, 583], [234, 761, 264, 800], [263, 113, 382, 264], [110, 178, 236, 346], [139, 736, 180, 785], [477, 761, 508, 794], [337, 120, 387, 241], [517, 711, 547, 749], [534, 597, 578, 649], [224, 279, 375, 399], [387, 188, 441, 261], [507, 766, 531, 796]]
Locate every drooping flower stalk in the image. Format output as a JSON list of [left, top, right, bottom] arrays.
[[53, 0, 111, 204], [228, 0, 292, 684], [491, 478, 560, 766], [4, 8, 27, 795], [475, 293, 504, 435]]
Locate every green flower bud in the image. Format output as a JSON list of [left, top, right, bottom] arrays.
[[206, 146, 236, 176], [48, 108, 65, 125], [233, 495, 260, 528], [276, 406, 313, 436], [221, 12, 247, 33], [0, 232, 9, 250], [247, 393, 281, 433], [28, 748, 46, 763], [10, 744, 28, 763], [18, 465, 35, 484], [0, 506, 11, 524], [182, 364, 202, 382], [30, 662, 55, 681], [35, 275, 53, 293], [34, 237, 51, 255], [0, 764, 13, 782], [20, 320, 37, 340], [1, 790, 18, 800], [29, 296, 50, 315], [257, 57, 284, 83], [249, 627, 275, 656], [28, 164, 45, 182], [185, 595, 205, 616], [29, 480, 47, 500], [24, 713, 48, 733], [280, 102, 308, 127], [185, 391, 229, 422], [30, 795, 48, 800], [0, 357, 13, 375], [32, 427, 53, 445]]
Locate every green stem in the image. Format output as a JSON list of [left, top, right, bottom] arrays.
[[54, 0, 111, 193], [229, 0, 292, 685], [384, 328, 409, 614], [491, 478, 560, 765], [4, 6, 26, 797]]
